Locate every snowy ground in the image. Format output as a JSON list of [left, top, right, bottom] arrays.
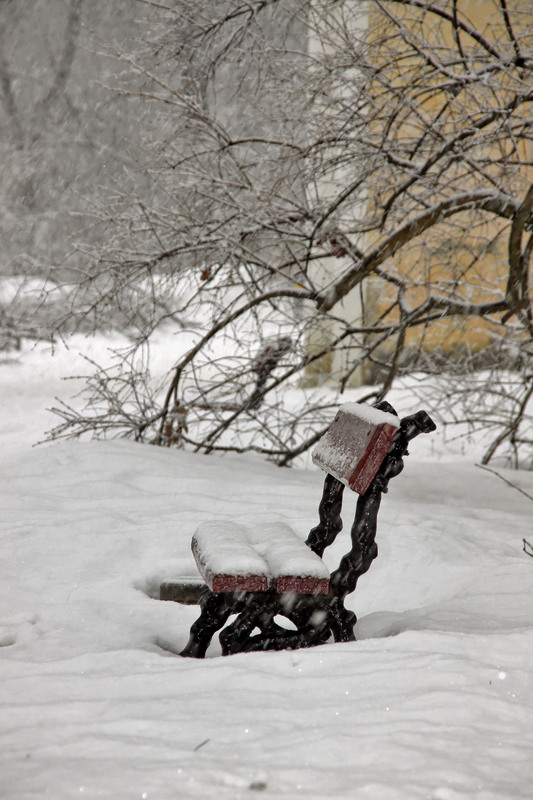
[[1, 336, 532, 799]]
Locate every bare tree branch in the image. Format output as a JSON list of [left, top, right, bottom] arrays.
[[37, 0, 533, 468]]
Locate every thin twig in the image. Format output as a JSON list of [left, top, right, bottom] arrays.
[[475, 463, 533, 503]]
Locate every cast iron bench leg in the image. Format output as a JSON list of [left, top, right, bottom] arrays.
[[328, 482, 382, 641], [180, 590, 233, 658], [325, 408, 437, 642], [219, 593, 272, 655], [306, 473, 344, 557], [219, 593, 332, 655]]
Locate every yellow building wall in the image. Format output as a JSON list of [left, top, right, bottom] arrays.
[[363, 0, 532, 365]]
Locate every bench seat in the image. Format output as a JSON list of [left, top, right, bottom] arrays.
[[191, 520, 330, 594]]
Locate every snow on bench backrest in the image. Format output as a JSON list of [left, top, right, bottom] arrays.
[[192, 520, 330, 594], [312, 403, 399, 495]]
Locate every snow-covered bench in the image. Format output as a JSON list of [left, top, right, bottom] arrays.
[[161, 401, 436, 657]]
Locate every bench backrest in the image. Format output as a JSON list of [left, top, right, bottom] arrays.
[[312, 402, 399, 494]]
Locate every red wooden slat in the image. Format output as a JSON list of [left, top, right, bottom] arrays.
[[275, 575, 330, 595], [210, 573, 269, 593]]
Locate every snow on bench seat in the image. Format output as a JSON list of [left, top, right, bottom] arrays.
[[192, 520, 330, 594], [312, 402, 399, 495], [192, 522, 269, 593]]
